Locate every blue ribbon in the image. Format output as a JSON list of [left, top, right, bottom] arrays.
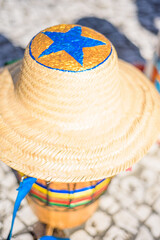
[[7, 176, 70, 240], [7, 177, 37, 240], [40, 237, 70, 240]]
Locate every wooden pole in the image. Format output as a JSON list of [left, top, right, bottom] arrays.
[[45, 225, 53, 236]]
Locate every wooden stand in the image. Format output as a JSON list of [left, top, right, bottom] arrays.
[[45, 225, 53, 236]]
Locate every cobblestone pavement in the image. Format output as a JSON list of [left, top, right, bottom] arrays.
[[0, 0, 160, 239]]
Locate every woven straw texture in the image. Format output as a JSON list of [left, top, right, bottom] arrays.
[[0, 24, 160, 182]]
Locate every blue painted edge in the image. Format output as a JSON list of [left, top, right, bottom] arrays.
[[35, 178, 105, 194], [29, 32, 112, 73], [40, 236, 70, 240]]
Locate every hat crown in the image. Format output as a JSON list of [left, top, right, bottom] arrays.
[[15, 24, 122, 130]]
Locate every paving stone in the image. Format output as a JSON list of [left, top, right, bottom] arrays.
[[85, 211, 111, 236], [113, 210, 139, 234], [0, 187, 9, 201], [70, 230, 92, 240], [145, 213, 160, 238], [153, 197, 160, 214], [140, 169, 157, 187], [121, 176, 145, 204], [1, 172, 18, 190], [135, 226, 153, 240], [140, 156, 160, 172], [20, 197, 28, 208], [0, 161, 10, 174], [13, 233, 33, 240], [120, 176, 142, 193], [145, 185, 160, 205], [0, 166, 5, 180], [0, 199, 13, 217], [99, 195, 120, 214], [131, 204, 151, 222], [114, 192, 134, 208], [0, 222, 3, 231], [7, 187, 20, 202], [103, 226, 131, 240], [108, 178, 120, 196], [1, 216, 25, 239], [17, 205, 38, 226]]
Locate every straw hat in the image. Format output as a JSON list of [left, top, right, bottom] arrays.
[[0, 24, 160, 182]]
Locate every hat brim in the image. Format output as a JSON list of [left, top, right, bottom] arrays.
[[0, 60, 160, 182]]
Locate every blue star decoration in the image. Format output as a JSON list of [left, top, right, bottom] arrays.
[[38, 26, 106, 66]]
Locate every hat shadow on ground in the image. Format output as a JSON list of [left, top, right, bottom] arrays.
[[75, 17, 145, 65], [0, 34, 24, 67], [136, 0, 160, 34], [0, 17, 145, 68]]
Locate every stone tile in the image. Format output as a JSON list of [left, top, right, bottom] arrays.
[[1, 172, 18, 190], [1, 216, 25, 239], [134, 188, 145, 205], [145, 185, 160, 205], [114, 191, 134, 208], [146, 213, 160, 238], [0, 187, 9, 201], [99, 195, 120, 214], [5, 181, 28, 207], [13, 233, 33, 240], [120, 176, 142, 194], [0, 167, 5, 181], [0, 161, 10, 174], [85, 211, 111, 236], [135, 226, 153, 240], [131, 204, 151, 222], [103, 226, 131, 240], [21, 197, 28, 208], [140, 156, 160, 172], [0, 199, 13, 217], [153, 197, 160, 214], [113, 210, 139, 234], [120, 177, 145, 204], [140, 169, 157, 187], [7, 187, 20, 202], [17, 205, 38, 225], [71, 230, 92, 240], [0, 222, 3, 231], [108, 178, 120, 196]]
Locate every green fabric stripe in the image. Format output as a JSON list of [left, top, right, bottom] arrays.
[[30, 186, 107, 208]]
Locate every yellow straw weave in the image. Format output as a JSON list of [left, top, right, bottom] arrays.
[[0, 24, 160, 182]]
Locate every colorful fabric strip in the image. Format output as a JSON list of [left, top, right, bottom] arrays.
[[29, 178, 111, 208], [30, 183, 107, 205], [36, 178, 105, 194], [17, 172, 111, 209], [31, 178, 110, 199]]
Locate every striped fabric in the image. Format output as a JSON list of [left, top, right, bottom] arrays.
[[17, 172, 111, 209]]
